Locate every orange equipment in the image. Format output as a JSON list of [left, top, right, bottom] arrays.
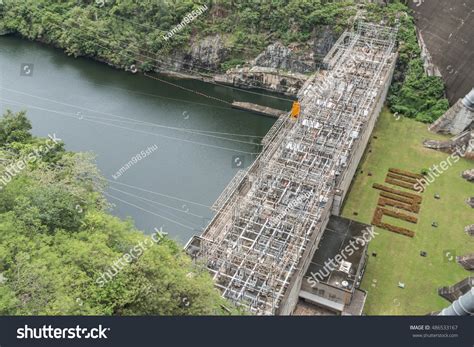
[[290, 101, 300, 118]]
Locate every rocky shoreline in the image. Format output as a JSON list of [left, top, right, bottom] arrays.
[[152, 30, 336, 96], [7, 24, 339, 96]]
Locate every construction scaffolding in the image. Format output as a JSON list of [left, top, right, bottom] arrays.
[[187, 22, 398, 315]]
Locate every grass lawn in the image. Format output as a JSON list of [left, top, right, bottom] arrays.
[[341, 108, 473, 315]]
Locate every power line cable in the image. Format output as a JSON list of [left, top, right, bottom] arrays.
[[0, 87, 262, 145], [26, 4, 294, 102], [0, 97, 259, 154], [109, 186, 205, 219], [106, 178, 211, 209], [108, 186, 203, 227], [103, 192, 196, 230]]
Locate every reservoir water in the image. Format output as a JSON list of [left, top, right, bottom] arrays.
[[0, 35, 291, 243]]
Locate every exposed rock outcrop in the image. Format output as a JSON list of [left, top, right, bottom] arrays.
[[187, 34, 229, 70], [156, 25, 340, 95], [462, 169, 474, 182], [457, 254, 474, 271], [160, 34, 229, 72], [467, 198, 474, 209], [429, 89, 474, 135], [466, 224, 474, 236], [213, 26, 338, 95], [155, 23, 341, 96], [250, 26, 337, 74], [311, 25, 337, 62], [423, 130, 474, 159], [215, 66, 307, 96], [252, 42, 314, 74]]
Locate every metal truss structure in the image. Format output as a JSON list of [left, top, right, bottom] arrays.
[[188, 22, 398, 315]]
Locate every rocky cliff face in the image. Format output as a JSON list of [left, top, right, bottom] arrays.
[[158, 26, 337, 96], [161, 34, 229, 72], [215, 66, 307, 96], [186, 34, 229, 70], [252, 42, 314, 74], [311, 25, 337, 62], [226, 26, 337, 94]]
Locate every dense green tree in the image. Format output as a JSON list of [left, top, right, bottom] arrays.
[[0, 110, 32, 146], [388, 59, 449, 122], [0, 0, 356, 70], [0, 110, 236, 315]]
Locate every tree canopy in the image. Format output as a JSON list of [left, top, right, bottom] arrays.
[[0, 0, 356, 69], [0, 110, 235, 315]]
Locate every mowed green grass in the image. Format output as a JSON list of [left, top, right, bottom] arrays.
[[341, 108, 473, 315]]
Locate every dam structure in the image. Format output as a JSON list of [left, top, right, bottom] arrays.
[[186, 22, 398, 315]]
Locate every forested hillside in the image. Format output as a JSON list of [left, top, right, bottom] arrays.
[[0, 110, 234, 315], [0, 0, 355, 69], [0, 0, 449, 123]]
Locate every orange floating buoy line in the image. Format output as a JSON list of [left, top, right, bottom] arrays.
[[290, 101, 300, 118]]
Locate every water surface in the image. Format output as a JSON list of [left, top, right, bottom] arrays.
[[0, 35, 290, 243]]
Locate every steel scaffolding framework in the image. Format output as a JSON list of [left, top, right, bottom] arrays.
[[189, 22, 398, 314]]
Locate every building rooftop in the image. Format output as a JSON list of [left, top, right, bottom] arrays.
[[304, 216, 370, 292]]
